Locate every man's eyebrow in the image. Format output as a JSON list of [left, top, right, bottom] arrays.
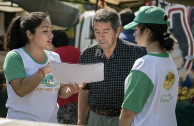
[[94, 28, 110, 31], [103, 28, 109, 31], [41, 26, 48, 28]]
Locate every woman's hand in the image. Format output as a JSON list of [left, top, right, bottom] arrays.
[[58, 82, 85, 98], [41, 62, 51, 75], [66, 82, 85, 94]]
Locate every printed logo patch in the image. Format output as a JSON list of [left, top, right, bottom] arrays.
[[163, 72, 175, 90], [40, 73, 59, 87]]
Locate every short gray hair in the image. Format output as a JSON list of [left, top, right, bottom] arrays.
[[92, 8, 121, 32]]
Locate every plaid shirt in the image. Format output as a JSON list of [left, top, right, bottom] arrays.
[[79, 39, 145, 110]]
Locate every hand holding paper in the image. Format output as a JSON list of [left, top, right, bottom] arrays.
[[67, 82, 85, 94], [58, 82, 85, 99]]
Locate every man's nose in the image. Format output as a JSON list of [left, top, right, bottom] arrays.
[[99, 32, 105, 39]]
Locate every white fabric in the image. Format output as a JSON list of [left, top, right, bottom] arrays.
[[6, 48, 61, 123]]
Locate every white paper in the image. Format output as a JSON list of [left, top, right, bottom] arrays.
[[50, 62, 104, 85]]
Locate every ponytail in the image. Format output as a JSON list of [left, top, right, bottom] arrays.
[[159, 33, 174, 51], [4, 16, 25, 51], [4, 12, 49, 51]]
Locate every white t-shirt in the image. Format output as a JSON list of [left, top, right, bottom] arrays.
[[4, 47, 61, 123], [122, 53, 179, 126]]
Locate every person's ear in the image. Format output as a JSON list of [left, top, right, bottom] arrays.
[[119, 26, 124, 33], [146, 28, 151, 33], [146, 28, 152, 36], [26, 30, 33, 40], [116, 26, 121, 36]]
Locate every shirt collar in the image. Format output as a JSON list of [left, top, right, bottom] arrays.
[[95, 38, 122, 59]]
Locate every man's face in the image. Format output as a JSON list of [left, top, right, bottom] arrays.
[[93, 21, 119, 52]]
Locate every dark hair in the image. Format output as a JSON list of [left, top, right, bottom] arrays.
[[4, 12, 49, 51], [52, 30, 69, 48], [138, 23, 174, 51], [119, 8, 135, 26], [92, 8, 121, 32]]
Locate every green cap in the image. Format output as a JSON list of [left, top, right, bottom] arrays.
[[124, 6, 167, 30]]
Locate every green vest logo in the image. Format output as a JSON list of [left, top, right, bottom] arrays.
[[163, 72, 175, 90], [40, 73, 59, 87]]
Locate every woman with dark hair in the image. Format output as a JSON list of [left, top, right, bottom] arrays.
[[3, 12, 84, 123], [119, 6, 179, 126]]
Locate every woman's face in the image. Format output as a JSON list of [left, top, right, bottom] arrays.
[[28, 17, 53, 50], [133, 26, 149, 47]]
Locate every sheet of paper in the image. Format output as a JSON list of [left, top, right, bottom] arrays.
[[50, 62, 104, 85]]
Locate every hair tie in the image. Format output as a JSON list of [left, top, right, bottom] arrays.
[[20, 17, 23, 22], [163, 37, 168, 40], [163, 34, 170, 40]]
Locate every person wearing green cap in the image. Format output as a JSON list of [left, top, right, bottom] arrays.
[[119, 6, 179, 126]]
